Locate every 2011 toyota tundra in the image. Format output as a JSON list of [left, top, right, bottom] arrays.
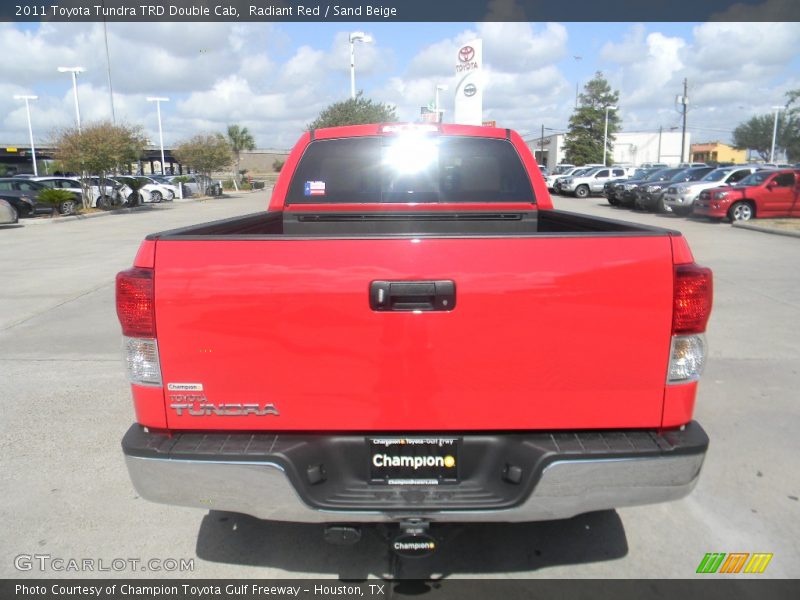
[[118, 123, 713, 554]]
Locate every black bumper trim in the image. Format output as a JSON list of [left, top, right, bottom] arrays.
[[122, 423, 708, 512]]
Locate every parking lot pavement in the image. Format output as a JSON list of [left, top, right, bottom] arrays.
[[1, 190, 798, 579]]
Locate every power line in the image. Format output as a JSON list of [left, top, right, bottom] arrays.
[[686, 126, 735, 134]]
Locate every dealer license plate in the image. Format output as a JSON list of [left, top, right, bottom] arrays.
[[369, 437, 459, 484]]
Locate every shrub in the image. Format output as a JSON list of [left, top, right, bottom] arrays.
[[273, 159, 285, 172], [37, 188, 79, 215]]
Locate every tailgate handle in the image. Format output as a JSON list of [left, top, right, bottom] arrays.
[[370, 280, 456, 311]]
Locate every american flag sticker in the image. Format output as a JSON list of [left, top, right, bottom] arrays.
[[304, 181, 326, 196]]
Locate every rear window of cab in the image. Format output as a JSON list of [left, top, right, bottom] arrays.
[[286, 136, 536, 204]]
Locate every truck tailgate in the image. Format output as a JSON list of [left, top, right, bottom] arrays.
[[154, 235, 674, 430]]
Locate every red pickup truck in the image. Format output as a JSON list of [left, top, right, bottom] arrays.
[[693, 168, 800, 221], [118, 123, 712, 554]]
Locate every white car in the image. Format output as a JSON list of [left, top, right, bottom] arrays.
[[164, 174, 221, 196], [545, 167, 587, 191], [135, 176, 179, 201], [114, 177, 174, 204]]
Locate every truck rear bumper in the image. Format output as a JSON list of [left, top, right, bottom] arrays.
[[122, 423, 708, 523]]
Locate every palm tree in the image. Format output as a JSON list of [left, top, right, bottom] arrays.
[[226, 124, 256, 184]]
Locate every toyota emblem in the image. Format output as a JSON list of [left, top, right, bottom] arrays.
[[459, 46, 475, 62], [464, 83, 477, 97]]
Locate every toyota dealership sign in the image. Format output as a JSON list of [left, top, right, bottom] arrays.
[[454, 39, 482, 125]]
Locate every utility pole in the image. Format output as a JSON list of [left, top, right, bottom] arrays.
[[678, 78, 688, 164], [540, 124, 545, 166]]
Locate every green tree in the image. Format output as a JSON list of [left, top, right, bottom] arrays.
[[783, 88, 800, 162], [226, 124, 256, 183], [308, 92, 397, 129], [173, 133, 232, 195], [54, 121, 147, 209], [563, 72, 621, 166], [732, 114, 782, 161]]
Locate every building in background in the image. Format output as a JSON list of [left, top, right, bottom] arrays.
[[690, 142, 746, 165], [526, 131, 690, 171]]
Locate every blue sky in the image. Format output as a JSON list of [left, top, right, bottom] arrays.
[[1, 21, 798, 149]]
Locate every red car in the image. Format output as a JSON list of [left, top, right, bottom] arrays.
[[117, 123, 712, 555], [694, 169, 800, 221]]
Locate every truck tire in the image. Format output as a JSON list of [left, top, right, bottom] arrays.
[[575, 185, 590, 198], [607, 197, 619, 206], [729, 201, 753, 222]]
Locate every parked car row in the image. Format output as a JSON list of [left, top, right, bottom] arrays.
[[550, 164, 799, 222], [1, 174, 184, 219]]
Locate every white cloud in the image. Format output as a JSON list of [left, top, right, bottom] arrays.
[[0, 21, 797, 152], [597, 22, 800, 144], [381, 23, 570, 135]]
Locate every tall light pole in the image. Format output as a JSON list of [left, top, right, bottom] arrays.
[[348, 31, 373, 100], [770, 105, 784, 163], [14, 95, 39, 176], [677, 78, 689, 163], [102, 14, 116, 124], [146, 97, 169, 174], [573, 55, 582, 109], [58, 66, 85, 132], [434, 84, 448, 123], [603, 105, 617, 166]]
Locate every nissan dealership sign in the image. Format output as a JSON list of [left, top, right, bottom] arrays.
[[454, 39, 482, 126]]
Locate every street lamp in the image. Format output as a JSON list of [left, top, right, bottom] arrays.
[[146, 97, 169, 174], [13, 95, 38, 176], [348, 31, 373, 100], [770, 105, 784, 163], [603, 105, 617, 166], [434, 84, 448, 123], [58, 67, 85, 132]]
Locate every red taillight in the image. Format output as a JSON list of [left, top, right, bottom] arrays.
[[673, 264, 713, 335], [116, 267, 155, 338]]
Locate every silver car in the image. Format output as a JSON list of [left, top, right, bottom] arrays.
[[559, 167, 629, 198], [0, 198, 18, 224]]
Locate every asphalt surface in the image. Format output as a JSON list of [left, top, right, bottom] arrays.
[[1, 190, 798, 580]]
